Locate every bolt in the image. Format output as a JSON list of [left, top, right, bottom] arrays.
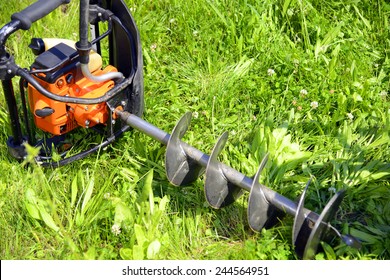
[[85, 106, 89, 111], [85, 120, 90, 128], [121, 101, 127, 106], [112, 120, 116, 125], [7, 69, 12, 74], [98, 12, 102, 17], [56, 79, 64, 89]]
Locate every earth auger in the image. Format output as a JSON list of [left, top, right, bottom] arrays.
[[0, 0, 361, 259]]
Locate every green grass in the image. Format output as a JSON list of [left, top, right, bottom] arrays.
[[0, 0, 389, 260]]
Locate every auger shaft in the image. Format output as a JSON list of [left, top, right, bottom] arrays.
[[117, 110, 318, 221], [116, 111, 361, 259]]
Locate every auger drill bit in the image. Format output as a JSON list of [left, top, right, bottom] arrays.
[[116, 110, 361, 259]]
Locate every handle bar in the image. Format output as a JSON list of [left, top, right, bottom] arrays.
[[11, 0, 70, 30]]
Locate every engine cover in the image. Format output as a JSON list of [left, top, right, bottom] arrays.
[[28, 42, 117, 135]]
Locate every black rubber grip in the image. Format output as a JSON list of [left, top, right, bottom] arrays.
[[11, 0, 71, 30]]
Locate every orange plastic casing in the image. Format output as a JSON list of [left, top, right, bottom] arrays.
[[28, 65, 118, 135]]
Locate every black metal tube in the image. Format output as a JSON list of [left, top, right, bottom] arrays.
[[0, 20, 21, 59], [0, 20, 24, 147], [19, 78, 34, 145], [92, 22, 101, 54], [79, 0, 89, 49], [1, 80, 23, 145], [76, 0, 92, 64]]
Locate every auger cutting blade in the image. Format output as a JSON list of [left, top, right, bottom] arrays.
[[302, 189, 346, 260], [247, 154, 284, 231], [292, 178, 318, 259], [293, 183, 362, 258], [293, 178, 311, 242], [303, 190, 345, 259], [204, 132, 243, 208], [165, 112, 204, 186]]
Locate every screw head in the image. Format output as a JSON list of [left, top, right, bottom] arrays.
[[56, 79, 64, 89]]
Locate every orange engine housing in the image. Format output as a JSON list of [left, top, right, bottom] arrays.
[[27, 44, 118, 136]]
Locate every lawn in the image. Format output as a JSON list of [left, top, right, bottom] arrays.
[[0, 0, 389, 260]]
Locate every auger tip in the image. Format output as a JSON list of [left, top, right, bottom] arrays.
[[341, 234, 362, 250]]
